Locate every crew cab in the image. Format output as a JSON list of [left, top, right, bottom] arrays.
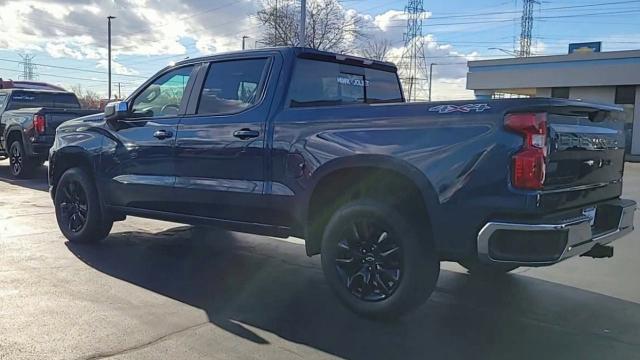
[[48, 47, 636, 319], [0, 82, 99, 178]]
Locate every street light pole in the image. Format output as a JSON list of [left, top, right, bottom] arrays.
[[299, 0, 306, 47], [107, 16, 116, 100], [242, 35, 249, 50], [428, 63, 437, 102]]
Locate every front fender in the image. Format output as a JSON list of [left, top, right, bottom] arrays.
[[49, 128, 105, 197]]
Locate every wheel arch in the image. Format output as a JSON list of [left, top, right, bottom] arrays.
[[50, 147, 96, 198], [304, 155, 439, 256], [4, 126, 26, 151]]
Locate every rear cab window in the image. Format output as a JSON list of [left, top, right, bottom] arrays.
[[7, 91, 81, 110], [287, 58, 403, 108]]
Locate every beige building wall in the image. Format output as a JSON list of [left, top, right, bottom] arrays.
[[569, 86, 616, 103]]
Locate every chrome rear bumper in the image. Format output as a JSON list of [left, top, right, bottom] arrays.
[[477, 199, 636, 266]]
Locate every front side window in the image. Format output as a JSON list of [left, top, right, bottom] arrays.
[[131, 65, 194, 118], [197, 58, 269, 115], [287, 59, 402, 107]]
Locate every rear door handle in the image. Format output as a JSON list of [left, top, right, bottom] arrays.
[[153, 129, 173, 140], [233, 128, 260, 140]]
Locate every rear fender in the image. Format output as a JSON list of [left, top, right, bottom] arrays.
[[303, 154, 441, 255], [3, 125, 29, 155]]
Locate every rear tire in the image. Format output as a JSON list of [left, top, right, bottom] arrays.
[[54, 167, 113, 243], [459, 260, 518, 276], [321, 199, 439, 320], [9, 140, 36, 179]]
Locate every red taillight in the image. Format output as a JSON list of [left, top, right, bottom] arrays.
[[505, 112, 547, 190], [33, 114, 46, 134]]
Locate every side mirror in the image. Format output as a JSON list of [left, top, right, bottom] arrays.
[[104, 101, 129, 122]]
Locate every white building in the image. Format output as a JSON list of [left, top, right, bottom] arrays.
[[466, 49, 640, 158]]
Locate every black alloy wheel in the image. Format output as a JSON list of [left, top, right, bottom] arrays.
[[334, 219, 402, 302], [321, 199, 440, 320], [58, 180, 89, 233], [9, 141, 24, 177], [54, 167, 113, 243]]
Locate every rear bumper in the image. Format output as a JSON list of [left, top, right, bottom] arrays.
[[30, 143, 52, 157], [477, 198, 636, 266]]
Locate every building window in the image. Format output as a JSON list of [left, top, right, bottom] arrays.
[[615, 85, 636, 105], [551, 87, 570, 99]]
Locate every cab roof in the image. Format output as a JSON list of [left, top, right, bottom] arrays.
[[175, 47, 398, 73]]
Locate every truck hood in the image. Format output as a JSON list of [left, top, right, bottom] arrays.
[[56, 112, 105, 133]]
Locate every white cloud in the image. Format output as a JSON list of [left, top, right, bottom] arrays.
[[0, 0, 479, 99], [96, 58, 138, 75]]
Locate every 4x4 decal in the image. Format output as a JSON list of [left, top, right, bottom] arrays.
[[428, 103, 491, 114]]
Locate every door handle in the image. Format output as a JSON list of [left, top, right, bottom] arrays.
[[153, 129, 173, 140], [233, 128, 260, 140]]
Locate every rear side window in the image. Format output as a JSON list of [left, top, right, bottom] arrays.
[[197, 58, 269, 115], [7, 92, 80, 110], [287, 59, 403, 107]]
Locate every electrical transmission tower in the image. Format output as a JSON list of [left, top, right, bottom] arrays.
[[398, 0, 428, 102], [18, 54, 38, 80], [518, 0, 538, 57]]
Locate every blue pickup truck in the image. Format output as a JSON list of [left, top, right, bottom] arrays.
[[48, 47, 636, 319]]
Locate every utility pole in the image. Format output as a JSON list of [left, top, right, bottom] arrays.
[[18, 54, 38, 80], [299, 0, 306, 47], [118, 82, 121, 99], [428, 63, 436, 102], [242, 35, 249, 50], [398, 0, 428, 102], [519, 0, 538, 57], [107, 15, 116, 100]]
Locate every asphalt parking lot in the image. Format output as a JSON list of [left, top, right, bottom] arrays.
[[1, 160, 640, 360]]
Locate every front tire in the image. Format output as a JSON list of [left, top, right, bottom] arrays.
[[54, 167, 113, 243], [9, 140, 35, 179], [321, 199, 439, 320]]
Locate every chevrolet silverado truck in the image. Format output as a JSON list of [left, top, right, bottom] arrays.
[[0, 84, 99, 178], [48, 47, 636, 319]]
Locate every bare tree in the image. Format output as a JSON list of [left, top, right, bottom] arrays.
[[255, 0, 363, 53], [359, 38, 393, 61], [70, 84, 102, 109]]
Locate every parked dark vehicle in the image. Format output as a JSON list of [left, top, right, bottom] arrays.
[[0, 86, 99, 178], [49, 47, 636, 319]]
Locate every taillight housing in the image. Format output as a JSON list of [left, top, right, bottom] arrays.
[[33, 114, 46, 134], [505, 112, 547, 190]]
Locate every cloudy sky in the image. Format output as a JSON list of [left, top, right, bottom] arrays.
[[0, 0, 638, 100]]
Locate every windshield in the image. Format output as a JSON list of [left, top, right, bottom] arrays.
[[7, 91, 81, 110]]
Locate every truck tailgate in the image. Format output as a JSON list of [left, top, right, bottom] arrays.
[[541, 111, 625, 210]]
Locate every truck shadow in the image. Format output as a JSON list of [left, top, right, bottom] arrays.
[[66, 226, 640, 359], [0, 160, 49, 192]]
